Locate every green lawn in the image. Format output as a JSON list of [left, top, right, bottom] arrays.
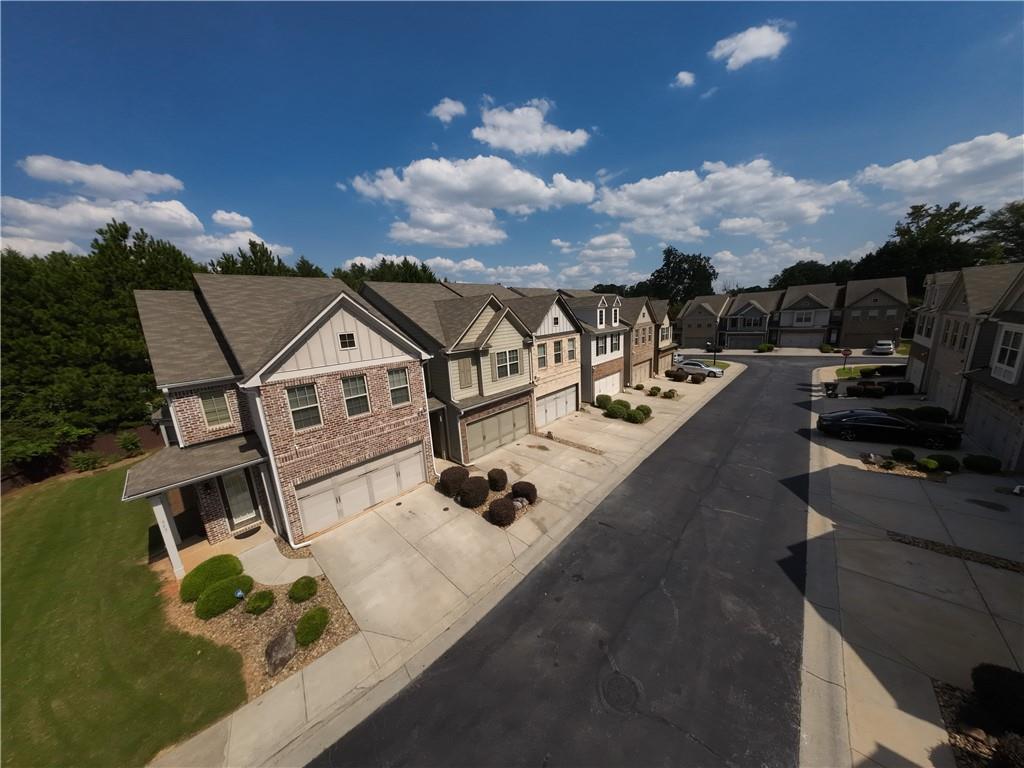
[[694, 359, 731, 370], [1, 466, 246, 768], [835, 364, 879, 380]]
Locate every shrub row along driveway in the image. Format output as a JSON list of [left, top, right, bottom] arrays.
[[309, 359, 829, 767]]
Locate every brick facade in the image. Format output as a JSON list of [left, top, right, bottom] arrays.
[[170, 384, 254, 447], [593, 357, 624, 381], [458, 391, 535, 458], [260, 361, 434, 543], [627, 324, 655, 383], [195, 466, 270, 544], [534, 331, 582, 399]]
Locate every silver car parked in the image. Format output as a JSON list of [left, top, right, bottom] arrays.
[[676, 359, 725, 378]]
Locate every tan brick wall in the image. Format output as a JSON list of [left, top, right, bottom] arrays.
[[193, 467, 267, 544], [593, 357, 624, 381], [260, 362, 434, 543], [627, 325, 655, 383], [170, 385, 254, 447], [458, 392, 535, 462]]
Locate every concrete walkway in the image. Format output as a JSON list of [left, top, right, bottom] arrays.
[[151, 366, 745, 767], [801, 367, 1023, 768], [238, 540, 322, 586]]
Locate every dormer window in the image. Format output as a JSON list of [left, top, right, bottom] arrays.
[[612, 308, 619, 325], [597, 308, 606, 326]]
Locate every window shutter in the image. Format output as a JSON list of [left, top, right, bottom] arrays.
[[458, 357, 471, 388], [491, 353, 498, 380]]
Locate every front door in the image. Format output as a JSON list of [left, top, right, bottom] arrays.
[[220, 469, 258, 530]]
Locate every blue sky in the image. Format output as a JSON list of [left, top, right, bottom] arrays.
[[2, 2, 1022, 287]]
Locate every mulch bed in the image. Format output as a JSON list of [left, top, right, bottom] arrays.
[[160, 572, 357, 698], [934, 681, 997, 768], [274, 536, 314, 560], [887, 531, 1024, 574]]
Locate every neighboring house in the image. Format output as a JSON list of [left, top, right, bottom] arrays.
[[360, 281, 534, 464], [504, 292, 583, 428], [650, 300, 678, 373], [962, 269, 1024, 473], [720, 290, 784, 349], [777, 283, 842, 348], [124, 274, 434, 578], [559, 293, 629, 402], [921, 263, 1024, 416], [675, 294, 732, 348], [839, 277, 909, 348], [619, 297, 656, 385], [906, 272, 958, 391]]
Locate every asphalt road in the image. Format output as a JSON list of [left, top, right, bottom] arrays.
[[309, 358, 843, 768]]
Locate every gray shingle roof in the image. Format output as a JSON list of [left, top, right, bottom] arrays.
[[509, 286, 558, 298], [618, 297, 652, 325], [441, 282, 520, 299], [781, 283, 841, 310], [726, 290, 784, 315], [503, 295, 559, 332], [134, 290, 235, 388], [959, 264, 1024, 315], [559, 288, 599, 298], [682, 293, 732, 317], [649, 300, 670, 324], [844, 277, 908, 307]]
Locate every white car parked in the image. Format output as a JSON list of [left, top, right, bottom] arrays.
[[675, 359, 725, 378], [871, 339, 896, 355]]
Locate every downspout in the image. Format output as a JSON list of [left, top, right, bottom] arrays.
[[252, 389, 306, 549], [420, 360, 437, 477]]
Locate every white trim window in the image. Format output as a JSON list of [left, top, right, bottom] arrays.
[[552, 315, 560, 327], [342, 375, 371, 416], [794, 310, 814, 326], [660, 325, 670, 341], [568, 338, 576, 360], [495, 349, 520, 378], [287, 384, 322, 430], [992, 324, 1023, 383], [338, 332, 357, 350], [200, 391, 232, 427], [537, 343, 547, 369], [554, 340, 563, 364], [611, 333, 621, 353], [596, 335, 607, 356], [612, 307, 620, 325], [388, 368, 411, 406], [597, 308, 606, 327]]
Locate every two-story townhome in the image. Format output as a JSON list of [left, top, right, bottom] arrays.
[[360, 281, 534, 464], [961, 268, 1024, 473], [503, 292, 583, 428], [906, 271, 958, 391], [123, 274, 435, 578], [650, 300, 678, 373], [838, 277, 909, 348], [559, 292, 629, 402], [720, 290, 784, 349], [921, 263, 1024, 416], [777, 283, 842, 348], [619, 297, 656, 385], [675, 293, 732, 349]]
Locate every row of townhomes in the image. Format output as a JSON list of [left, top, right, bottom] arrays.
[[124, 275, 677, 575], [675, 277, 910, 350], [907, 263, 1024, 473]]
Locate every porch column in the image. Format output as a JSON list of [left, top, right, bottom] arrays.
[[150, 493, 185, 579]]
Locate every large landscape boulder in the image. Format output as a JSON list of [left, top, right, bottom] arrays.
[[266, 626, 297, 676]]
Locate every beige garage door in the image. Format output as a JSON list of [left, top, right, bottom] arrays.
[[536, 386, 576, 428], [594, 371, 621, 399], [632, 361, 650, 383], [466, 404, 529, 461], [296, 444, 425, 536], [658, 352, 673, 372], [779, 331, 821, 348]]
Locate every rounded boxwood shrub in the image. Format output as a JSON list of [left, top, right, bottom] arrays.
[[295, 606, 330, 647], [487, 467, 508, 492], [880, 460, 896, 470], [612, 399, 631, 412], [963, 454, 1002, 474], [926, 454, 960, 473], [662, 389, 677, 399], [633, 384, 644, 390], [755, 343, 774, 353], [819, 343, 834, 353], [636, 404, 652, 419], [972, 663, 1024, 735], [891, 447, 916, 462], [195, 574, 254, 620], [913, 405, 949, 423], [915, 458, 939, 472], [458, 476, 489, 508], [288, 575, 318, 603], [859, 367, 878, 379], [647, 386, 661, 397], [180, 554, 244, 603], [439, 466, 469, 497], [625, 409, 645, 424], [511, 481, 538, 505], [485, 497, 516, 527], [595, 394, 612, 410], [245, 590, 275, 615], [895, 381, 915, 395], [605, 403, 628, 419]]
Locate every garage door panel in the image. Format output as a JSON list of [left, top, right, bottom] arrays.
[[398, 453, 425, 491], [594, 372, 621, 399], [537, 388, 575, 428], [466, 403, 530, 460], [369, 466, 399, 504], [780, 332, 820, 348], [337, 477, 373, 520], [298, 488, 338, 535]]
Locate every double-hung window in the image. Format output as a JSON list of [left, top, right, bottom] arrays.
[[611, 333, 621, 352], [925, 316, 934, 338], [660, 326, 669, 341], [287, 384, 322, 430], [554, 340, 563, 364], [597, 308, 606, 327], [612, 307, 620, 325], [941, 319, 952, 346], [342, 375, 370, 416], [958, 323, 969, 352], [992, 325, 1023, 383], [388, 369, 410, 406], [568, 338, 576, 360], [537, 343, 547, 369], [596, 335, 607, 356], [795, 310, 814, 325], [495, 350, 520, 379], [201, 391, 232, 427]]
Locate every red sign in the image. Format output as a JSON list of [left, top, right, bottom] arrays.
[[841, 348, 852, 358]]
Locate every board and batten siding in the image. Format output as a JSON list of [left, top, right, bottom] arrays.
[[448, 353, 479, 401], [481, 318, 530, 396], [270, 304, 411, 381], [537, 302, 572, 337]]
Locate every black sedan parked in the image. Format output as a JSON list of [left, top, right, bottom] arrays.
[[816, 408, 962, 449]]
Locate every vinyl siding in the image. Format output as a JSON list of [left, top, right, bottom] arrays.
[[463, 305, 497, 344], [448, 353, 479, 401], [481, 318, 530, 396]]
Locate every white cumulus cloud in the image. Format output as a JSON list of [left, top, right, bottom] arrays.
[[713, 239, 826, 286], [471, 98, 589, 156], [559, 233, 644, 284], [429, 97, 467, 124], [551, 237, 575, 254], [212, 210, 253, 229], [17, 154, 184, 200], [718, 216, 786, 240], [709, 23, 792, 70], [671, 71, 696, 88]]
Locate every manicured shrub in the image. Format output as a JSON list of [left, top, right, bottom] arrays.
[[485, 497, 516, 527], [246, 590, 275, 615], [180, 554, 244, 603], [288, 575, 318, 603], [636, 404, 652, 418], [69, 451, 104, 472], [117, 431, 142, 456], [662, 389, 677, 399], [972, 663, 1024, 735], [963, 454, 1002, 474], [895, 381, 915, 395], [605, 404, 628, 419], [859, 367, 878, 379], [860, 384, 886, 399], [195, 574, 254, 620], [913, 405, 949, 423], [612, 399, 631, 412], [845, 384, 863, 397], [439, 466, 469, 497], [625, 409, 645, 424], [511, 481, 538, 505], [458, 476, 489, 508], [595, 394, 612, 410], [880, 460, 896, 470], [295, 606, 330, 647], [926, 454, 960, 473], [819, 343, 834, 353], [880, 381, 898, 395], [755, 343, 774, 353], [689, 373, 706, 384], [487, 467, 508, 492], [647, 386, 661, 396], [891, 447, 915, 462], [915, 458, 939, 472], [633, 384, 644, 390]]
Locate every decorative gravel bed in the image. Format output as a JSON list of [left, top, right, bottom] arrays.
[[161, 573, 357, 698], [887, 531, 1024, 574], [934, 680, 996, 768], [274, 536, 314, 559]]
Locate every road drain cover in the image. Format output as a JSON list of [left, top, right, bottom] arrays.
[[600, 672, 640, 713], [967, 498, 1009, 512]]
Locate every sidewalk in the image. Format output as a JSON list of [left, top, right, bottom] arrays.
[[152, 365, 746, 767], [678, 347, 908, 358], [800, 367, 1023, 768]]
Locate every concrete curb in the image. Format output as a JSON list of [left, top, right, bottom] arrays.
[[798, 367, 852, 768]]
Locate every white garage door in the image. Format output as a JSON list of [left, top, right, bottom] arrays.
[[632, 361, 650, 384], [932, 374, 960, 415], [296, 444, 425, 536], [466, 404, 530, 461], [658, 352, 673, 372], [536, 386, 577, 428], [964, 396, 1014, 464], [594, 372, 621, 400], [780, 331, 821, 348], [727, 334, 763, 349]]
